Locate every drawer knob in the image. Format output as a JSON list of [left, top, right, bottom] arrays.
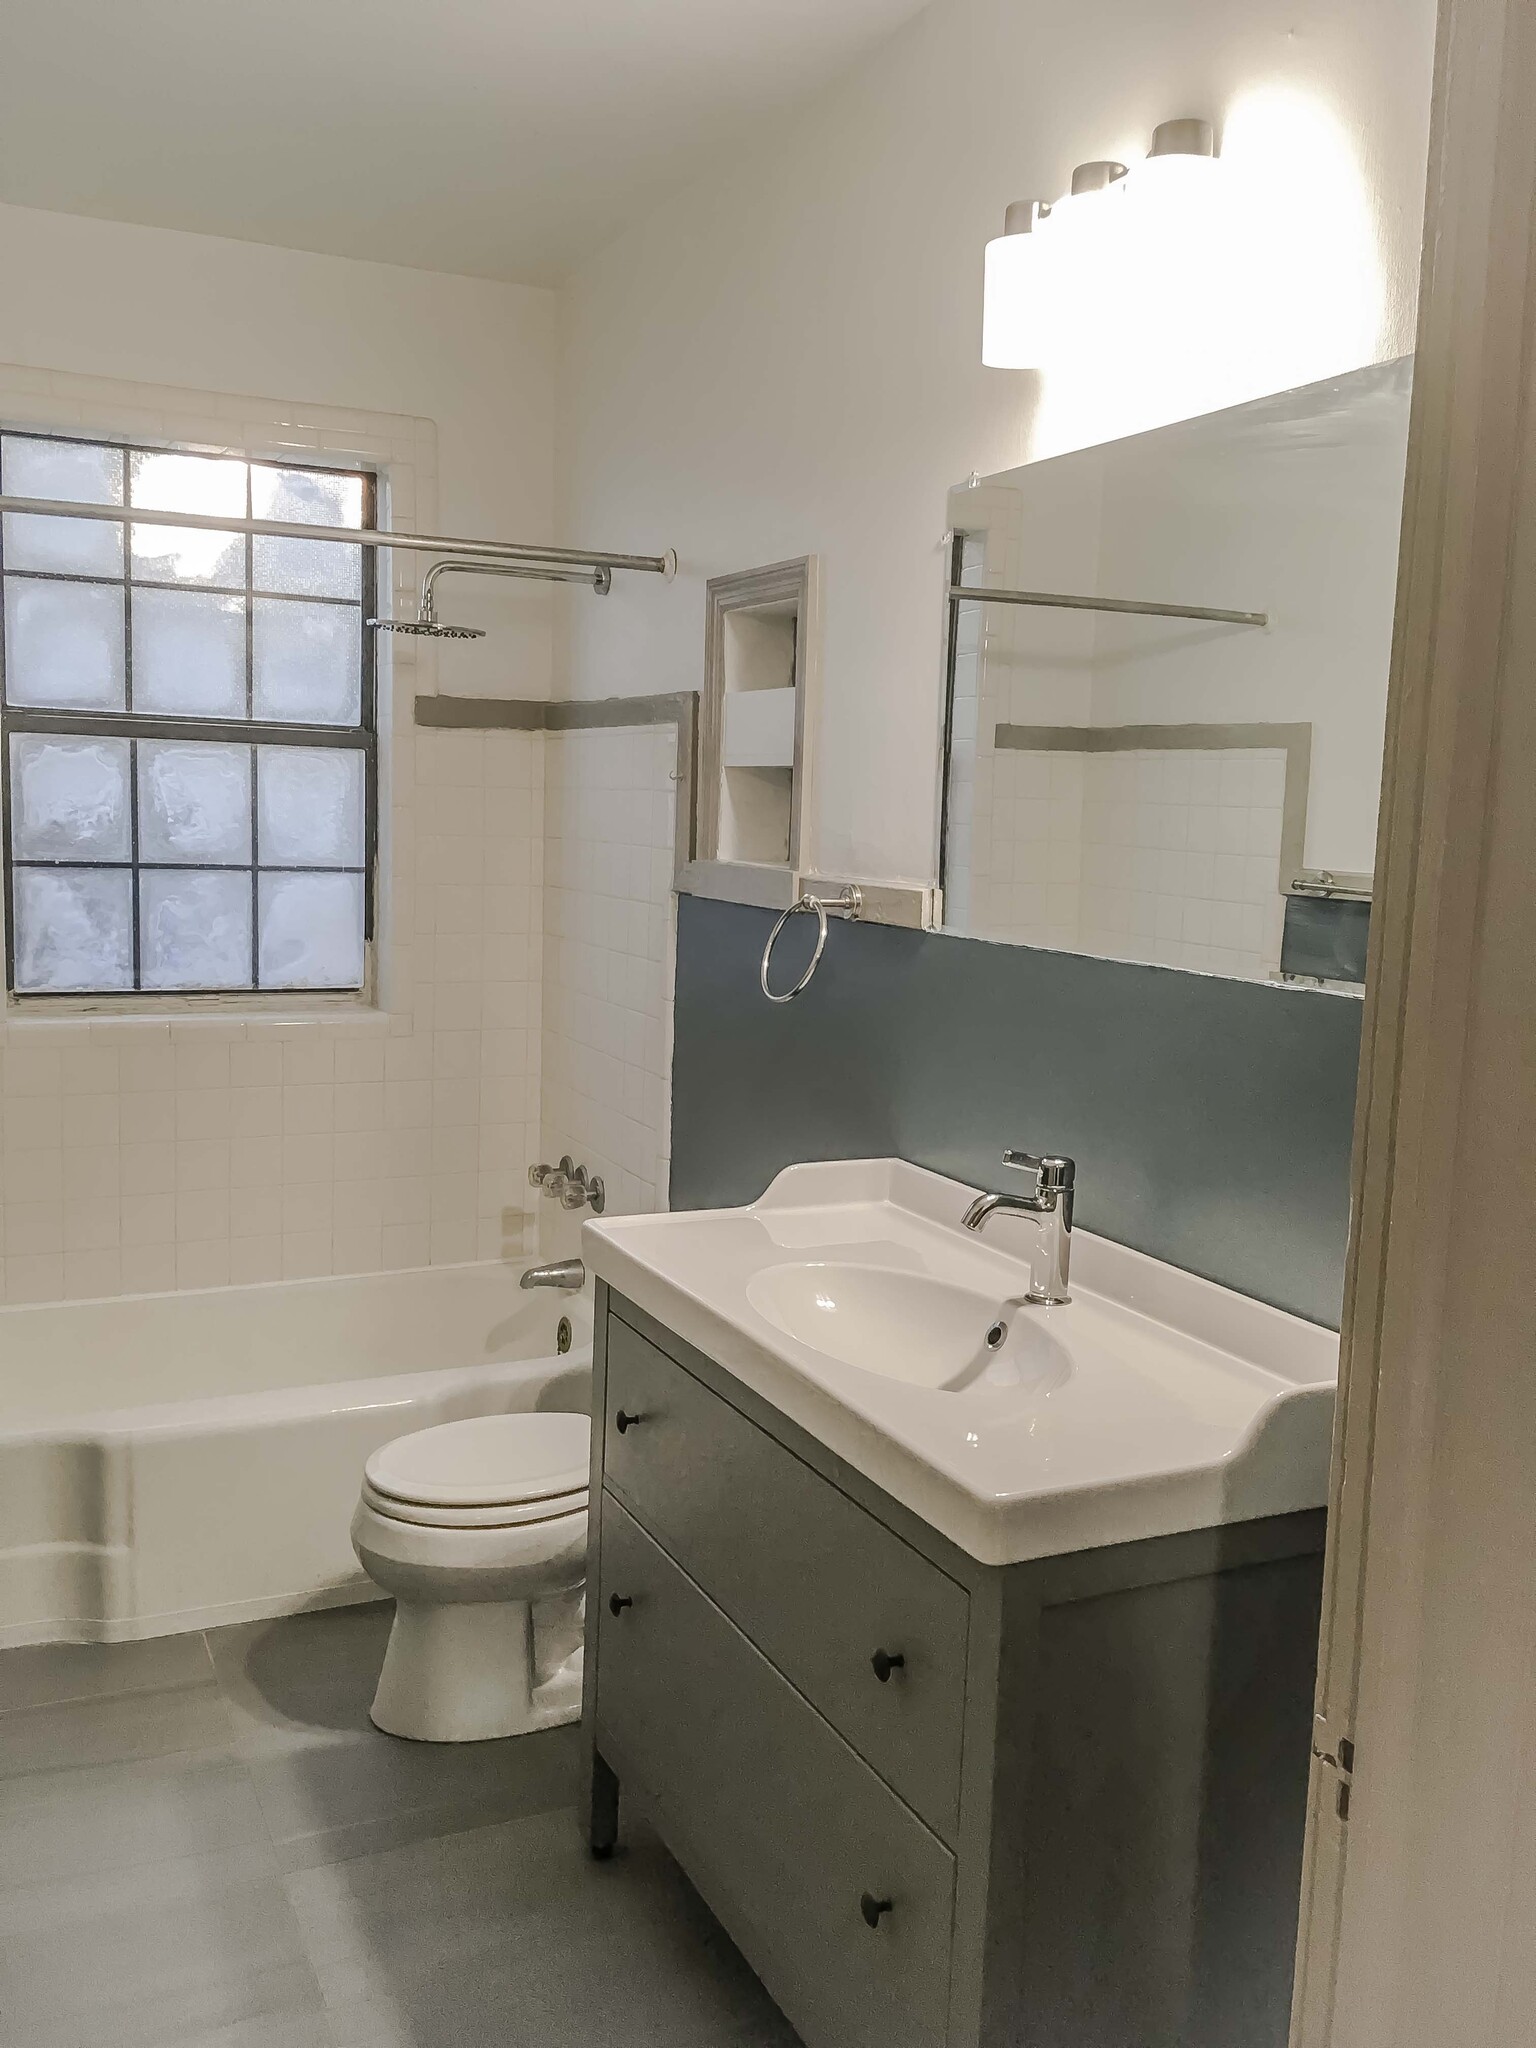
[[608, 1593, 633, 1616], [860, 1892, 894, 1929], [870, 1649, 906, 1683], [615, 1409, 644, 1434]]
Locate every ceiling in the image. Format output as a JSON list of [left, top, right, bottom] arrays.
[[0, 0, 927, 286]]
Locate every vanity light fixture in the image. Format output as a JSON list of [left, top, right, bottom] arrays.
[[981, 199, 1054, 370], [1133, 116, 1218, 199], [981, 119, 1217, 369]]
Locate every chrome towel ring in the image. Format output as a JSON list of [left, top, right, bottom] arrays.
[[760, 886, 863, 1002]]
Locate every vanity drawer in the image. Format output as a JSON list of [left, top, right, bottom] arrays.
[[603, 1311, 970, 1840], [596, 1496, 955, 2048]]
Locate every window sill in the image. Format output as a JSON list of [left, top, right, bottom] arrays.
[[1, 1000, 394, 1038]]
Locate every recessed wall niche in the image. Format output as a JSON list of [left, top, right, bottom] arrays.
[[691, 557, 817, 907]]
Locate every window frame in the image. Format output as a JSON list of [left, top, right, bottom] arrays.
[[0, 431, 379, 1007]]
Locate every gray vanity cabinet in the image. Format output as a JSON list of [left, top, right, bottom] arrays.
[[581, 1285, 1325, 2048]]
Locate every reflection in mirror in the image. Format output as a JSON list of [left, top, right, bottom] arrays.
[[939, 358, 1411, 989]]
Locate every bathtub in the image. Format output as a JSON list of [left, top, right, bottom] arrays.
[[0, 1260, 592, 1648]]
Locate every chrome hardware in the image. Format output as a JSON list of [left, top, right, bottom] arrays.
[[961, 1151, 1075, 1305], [528, 1160, 606, 1214], [948, 583, 1267, 628], [760, 886, 863, 1004], [519, 1258, 586, 1292]]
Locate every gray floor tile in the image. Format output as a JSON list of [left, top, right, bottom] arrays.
[[0, 1610, 801, 2048], [158, 2015, 339, 2048], [0, 1848, 327, 2048], [0, 1744, 269, 1890], [246, 1720, 578, 1860], [0, 1841, 279, 1942], [0, 1630, 214, 1713], [270, 1788, 561, 1876], [208, 1605, 394, 1757], [0, 1675, 234, 1780], [289, 1809, 797, 2048]]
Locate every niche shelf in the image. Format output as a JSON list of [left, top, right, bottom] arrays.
[[683, 556, 818, 911]]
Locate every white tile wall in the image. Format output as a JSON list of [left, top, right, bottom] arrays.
[[976, 744, 1289, 979], [0, 361, 546, 1304], [538, 724, 677, 1250], [1077, 747, 1288, 979]]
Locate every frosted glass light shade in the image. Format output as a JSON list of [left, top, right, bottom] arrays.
[[1127, 149, 1223, 208], [982, 227, 1051, 370]]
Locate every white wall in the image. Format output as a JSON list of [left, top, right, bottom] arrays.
[[556, 0, 1435, 885], [0, 201, 560, 690], [0, 203, 558, 1303]]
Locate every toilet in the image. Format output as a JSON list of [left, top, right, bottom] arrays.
[[351, 1411, 590, 1743]]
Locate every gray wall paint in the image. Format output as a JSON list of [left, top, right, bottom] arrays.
[[670, 896, 1362, 1327]]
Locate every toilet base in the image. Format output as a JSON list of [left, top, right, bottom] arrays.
[[370, 1592, 584, 1743]]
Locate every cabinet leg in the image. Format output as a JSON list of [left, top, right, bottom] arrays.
[[587, 1749, 620, 1860]]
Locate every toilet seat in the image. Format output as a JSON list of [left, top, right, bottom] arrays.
[[364, 1413, 590, 1530], [360, 1477, 587, 1529]]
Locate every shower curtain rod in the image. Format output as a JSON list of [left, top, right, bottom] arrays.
[[0, 495, 676, 578], [949, 583, 1267, 627]]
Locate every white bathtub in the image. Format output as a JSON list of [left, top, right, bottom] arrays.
[[0, 1261, 592, 1648]]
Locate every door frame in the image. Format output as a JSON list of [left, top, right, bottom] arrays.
[[1292, 0, 1536, 2038]]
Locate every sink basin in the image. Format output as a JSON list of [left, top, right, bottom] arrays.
[[746, 1260, 1071, 1394], [583, 1158, 1340, 1565]]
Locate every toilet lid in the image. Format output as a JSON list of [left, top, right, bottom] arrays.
[[365, 1412, 591, 1509]]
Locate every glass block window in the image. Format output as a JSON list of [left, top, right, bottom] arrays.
[[0, 434, 375, 996]]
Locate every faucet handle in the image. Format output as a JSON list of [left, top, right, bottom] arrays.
[[1003, 1151, 1075, 1191]]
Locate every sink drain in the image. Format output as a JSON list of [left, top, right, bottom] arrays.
[[985, 1320, 1007, 1350], [557, 1316, 573, 1355]]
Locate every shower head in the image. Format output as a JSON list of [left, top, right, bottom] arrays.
[[368, 553, 609, 642], [367, 613, 486, 639]]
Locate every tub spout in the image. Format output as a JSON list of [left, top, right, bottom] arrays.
[[520, 1259, 586, 1292]]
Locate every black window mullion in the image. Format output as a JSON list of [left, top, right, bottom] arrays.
[[5, 708, 370, 747], [245, 461, 255, 724], [0, 459, 11, 999], [361, 467, 378, 944], [128, 737, 142, 991], [12, 859, 362, 873], [251, 745, 261, 991], [246, 463, 259, 991]]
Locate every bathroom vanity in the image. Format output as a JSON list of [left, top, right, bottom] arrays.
[[580, 1161, 1336, 2048]]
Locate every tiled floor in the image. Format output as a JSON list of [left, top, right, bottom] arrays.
[[0, 1603, 799, 2048]]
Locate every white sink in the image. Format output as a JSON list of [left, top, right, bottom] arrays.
[[584, 1158, 1338, 1566], [746, 1260, 1071, 1395]]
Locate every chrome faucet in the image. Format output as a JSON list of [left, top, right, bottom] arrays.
[[520, 1258, 586, 1292], [961, 1151, 1075, 1305]]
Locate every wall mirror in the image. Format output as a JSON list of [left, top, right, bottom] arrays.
[[938, 357, 1412, 989]]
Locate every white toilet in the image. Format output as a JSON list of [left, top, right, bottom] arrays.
[[350, 1411, 591, 1743]]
